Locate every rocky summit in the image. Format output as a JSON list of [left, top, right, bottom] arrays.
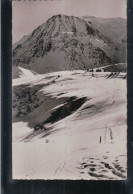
[[13, 15, 124, 77]]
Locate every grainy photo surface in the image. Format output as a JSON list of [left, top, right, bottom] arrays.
[[12, 0, 127, 180]]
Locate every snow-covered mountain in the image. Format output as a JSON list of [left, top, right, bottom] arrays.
[[82, 16, 126, 62], [12, 15, 127, 180], [12, 15, 120, 76]]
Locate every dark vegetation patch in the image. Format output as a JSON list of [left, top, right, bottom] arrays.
[[12, 84, 68, 128], [44, 97, 86, 124], [12, 84, 45, 120], [12, 75, 60, 123], [13, 83, 86, 132]]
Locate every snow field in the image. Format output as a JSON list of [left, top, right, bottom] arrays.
[[13, 70, 127, 179]]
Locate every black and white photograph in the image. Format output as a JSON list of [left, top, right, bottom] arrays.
[[12, 0, 127, 180]]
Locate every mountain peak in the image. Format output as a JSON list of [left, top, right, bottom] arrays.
[[41, 14, 96, 37], [13, 15, 126, 75]]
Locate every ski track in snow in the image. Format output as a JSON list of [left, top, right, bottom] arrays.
[[12, 70, 127, 180]]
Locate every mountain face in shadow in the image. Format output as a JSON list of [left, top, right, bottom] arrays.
[[12, 15, 125, 75], [82, 16, 126, 62]]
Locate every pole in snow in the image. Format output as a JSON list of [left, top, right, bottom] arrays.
[[100, 136, 102, 144]]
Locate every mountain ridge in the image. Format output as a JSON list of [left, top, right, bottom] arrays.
[[12, 15, 126, 77]]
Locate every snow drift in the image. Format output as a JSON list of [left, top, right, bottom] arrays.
[[12, 69, 127, 180]]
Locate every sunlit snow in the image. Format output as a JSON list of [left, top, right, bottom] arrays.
[[12, 69, 127, 180]]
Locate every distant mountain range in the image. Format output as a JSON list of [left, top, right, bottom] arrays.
[[12, 15, 126, 78]]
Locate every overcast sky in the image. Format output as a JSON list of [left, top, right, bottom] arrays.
[[12, 0, 127, 43]]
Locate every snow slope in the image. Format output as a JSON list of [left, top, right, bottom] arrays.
[[12, 70, 127, 180], [12, 66, 38, 79]]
